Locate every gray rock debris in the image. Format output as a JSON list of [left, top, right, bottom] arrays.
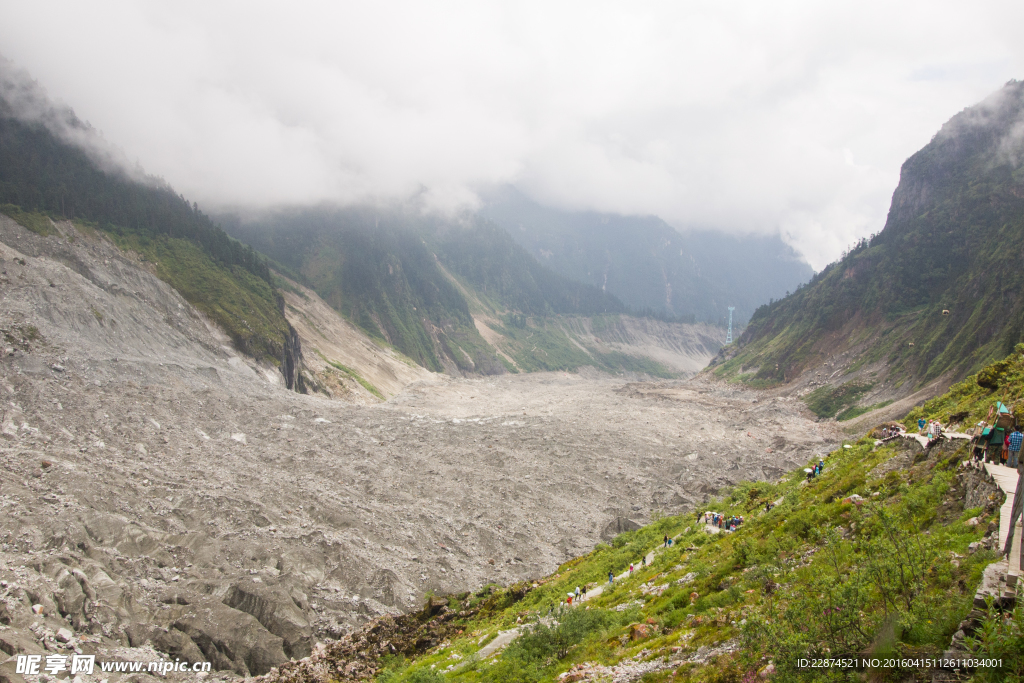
[[0, 212, 836, 675]]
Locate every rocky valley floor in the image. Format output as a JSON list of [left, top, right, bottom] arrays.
[[0, 216, 837, 681]]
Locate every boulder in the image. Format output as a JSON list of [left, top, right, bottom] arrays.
[[223, 579, 312, 659], [629, 623, 653, 640], [172, 598, 287, 675]]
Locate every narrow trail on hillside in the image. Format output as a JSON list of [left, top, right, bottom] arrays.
[[477, 541, 673, 657]]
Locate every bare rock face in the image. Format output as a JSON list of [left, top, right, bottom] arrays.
[[224, 580, 313, 659], [151, 627, 208, 666], [0, 213, 836, 674], [172, 598, 288, 676], [601, 517, 642, 541], [0, 627, 45, 656]]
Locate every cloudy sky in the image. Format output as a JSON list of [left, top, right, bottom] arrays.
[[1, 1, 1023, 268]]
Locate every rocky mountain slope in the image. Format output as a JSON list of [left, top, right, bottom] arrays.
[[0, 59, 293, 373], [221, 206, 662, 378], [712, 80, 1024, 419], [3, 59, 716, 385], [277, 276, 433, 402], [0, 213, 832, 679]]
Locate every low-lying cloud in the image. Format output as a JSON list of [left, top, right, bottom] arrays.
[[1, 1, 1023, 269]]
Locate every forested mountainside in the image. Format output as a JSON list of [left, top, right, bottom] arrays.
[[714, 80, 1024, 397], [0, 59, 293, 368], [221, 207, 642, 375], [0, 57, 720, 381], [478, 186, 813, 325]]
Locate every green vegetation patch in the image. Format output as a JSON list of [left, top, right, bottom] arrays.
[[318, 352, 385, 400], [111, 232, 290, 363], [487, 317, 676, 378], [803, 380, 873, 419], [1, 203, 54, 236], [837, 399, 893, 421]]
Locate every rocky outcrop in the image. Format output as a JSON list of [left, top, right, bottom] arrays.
[[224, 579, 312, 659], [252, 598, 480, 683], [171, 598, 288, 676], [281, 324, 306, 393], [601, 517, 641, 541], [958, 465, 1005, 514]]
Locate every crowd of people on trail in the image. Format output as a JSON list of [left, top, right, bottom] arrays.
[[701, 511, 744, 532], [970, 401, 1023, 471], [921, 418, 943, 441], [880, 424, 904, 440], [563, 584, 588, 606], [805, 458, 825, 481]]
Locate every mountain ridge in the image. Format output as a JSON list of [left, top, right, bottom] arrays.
[[478, 186, 814, 326], [712, 79, 1024, 416]]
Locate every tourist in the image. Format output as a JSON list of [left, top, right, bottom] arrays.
[[1008, 427, 1022, 469], [664, 534, 669, 547], [629, 563, 634, 575], [989, 427, 1005, 464], [609, 571, 614, 584]]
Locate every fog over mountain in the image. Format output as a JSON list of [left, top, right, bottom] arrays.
[[479, 186, 813, 325], [2, 2, 1024, 267]]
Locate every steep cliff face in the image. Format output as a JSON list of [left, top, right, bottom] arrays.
[[280, 323, 305, 393], [712, 80, 1024, 408]]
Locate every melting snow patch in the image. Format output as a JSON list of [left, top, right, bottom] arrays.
[[231, 433, 247, 444]]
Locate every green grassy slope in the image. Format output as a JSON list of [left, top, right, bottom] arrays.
[[0, 88, 291, 364], [715, 80, 1024, 392], [480, 314, 676, 377], [355, 350, 1024, 682], [221, 207, 504, 373]]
